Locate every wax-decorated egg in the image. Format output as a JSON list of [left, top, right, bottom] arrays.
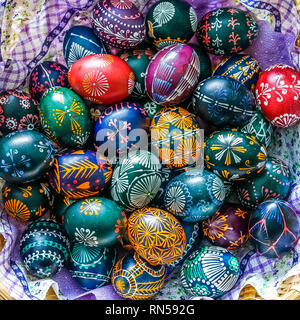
[[94, 101, 149, 162], [63, 197, 127, 247], [255, 64, 300, 128], [29, 61, 69, 101], [68, 242, 117, 290], [2, 180, 54, 222], [241, 110, 273, 148], [68, 54, 135, 105], [202, 203, 250, 250], [63, 25, 108, 68], [119, 47, 156, 99], [90, 0, 146, 49], [288, 183, 300, 215], [236, 157, 292, 209], [39, 86, 91, 149], [192, 76, 256, 128], [48, 150, 112, 199], [0, 130, 55, 183], [164, 169, 225, 222], [188, 44, 212, 81], [141, 99, 162, 119], [110, 150, 162, 212], [145, 44, 200, 106], [52, 195, 76, 224], [165, 221, 203, 276], [111, 251, 166, 300], [0, 90, 40, 135], [20, 219, 70, 278], [145, 0, 198, 49], [127, 207, 186, 266], [214, 54, 261, 91], [248, 199, 300, 258], [196, 7, 259, 55], [150, 106, 202, 169], [204, 129, 267, 181], [180, 246, 240, 298]]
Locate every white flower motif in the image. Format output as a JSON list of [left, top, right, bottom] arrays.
[[74, 228, 99, 247]]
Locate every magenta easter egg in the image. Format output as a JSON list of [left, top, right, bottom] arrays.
[[145, 44, 200, 106]]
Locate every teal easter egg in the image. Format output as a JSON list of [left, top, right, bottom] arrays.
[[204, 129, 268, 181], [164, 169, 226, 222], [68, 242, 117, 290], [180, 246, 240, 298], [146, 0, 198, 49], [63, 197, 127, 247], [52, 195, 77, 224], [141, 99, 162, 119], [39, 86, 92, 149], [0, 130, 55, 183], [236, 156, 292, 209]]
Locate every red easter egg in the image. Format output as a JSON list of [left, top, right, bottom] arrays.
[[68, 54, 135, 104], [255, 64, 300, 128]]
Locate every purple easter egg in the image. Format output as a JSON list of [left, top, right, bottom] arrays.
[[145, 43, 200, 106], [90, 0, 146, 49], [288, 183, 300, 215]]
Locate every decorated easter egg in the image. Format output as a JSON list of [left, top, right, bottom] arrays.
[[110, 150, 162, 212], [145, 0, 198, 49], [236, 157, 292, 209], [288, 183, 300, 215], [119, 47, 156, 99], [52, 195, 76, 224], [0, 130, 55, 183], [188, 44, 212, 81], [145, 44, 200, 106], [93, 101, 149, 161], [202, 203, 251, 250], [111, 251, 166, 300], [90, 0, 146, 49], [0, 90, 40, 135], [214, 54, 261, 91], [248, 199, 300, 258], [255, 64, 300, 128], [68, 242, 117, 290], [204, 129, 267, 181], [196, 7, 259, 55], [63, 25, 108, 68], [164, 169, 226, 222], [63, 197, 127, 247], [20, 219, 70, 278], [39, 86, 91, 149], [48, 150, 112, 199], [150, 106, 202, 169], [192, 76, 256, 128], [241, 110, 273, 148], [68, 54, 135, 104], [180, 246, 240, 298], [127, 207, 186, 265], [141, 99, 162, 119], [29, 61, 69, 101], [2, 180, 54, 222]]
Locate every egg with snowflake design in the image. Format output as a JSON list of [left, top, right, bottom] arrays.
[[202, 203, 250, 250], [20, 219, 70, 278], [255, 64, 300, 128], [180, 246, 240, 298], [196, 7, 259, 55], [248, 199, 300, 258], [0, 130, 55, 183], [68, 54, 135, 105], [141, 99, 162, 119], [111, 251, 166, 300], [236, 157, 292, 209], [63, 25, 108, 68], [164, 169, 226, 222], [29, 61, 69, 101], [52, 195, 77, 224], [48, 150, 112, 199], [90, 0, 146, 49], [288, 183, 300, 215], [192, 76, 256, 128], [0, 90, 40, 135], [68, 242, 117, 290], [145, 44, 200, 106], [204, 129, 267, 181]]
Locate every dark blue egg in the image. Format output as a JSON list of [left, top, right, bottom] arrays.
[[68, 242, 117, 290], [20, 219, 70, 278], [63, 25, 108, 68]]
